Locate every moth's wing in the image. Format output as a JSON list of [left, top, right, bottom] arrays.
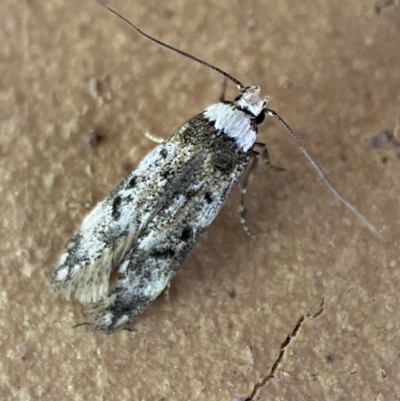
[[84, 116, 250, 332], [52, 133, 200, 304]]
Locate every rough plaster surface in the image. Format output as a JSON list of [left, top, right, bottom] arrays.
[[1, 0, 400, 400]]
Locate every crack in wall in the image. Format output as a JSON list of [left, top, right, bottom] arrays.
[[244, 298, 325, 401]]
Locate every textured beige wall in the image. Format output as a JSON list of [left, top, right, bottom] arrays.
[[2, 0, 400, 400]]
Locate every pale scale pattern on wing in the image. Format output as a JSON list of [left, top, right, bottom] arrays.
[[52, 123, 204, 304], [84, 113, 251, 332]]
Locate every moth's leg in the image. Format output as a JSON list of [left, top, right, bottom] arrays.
[[163, 281, 171, 304], [239, 143, 285, 236], [253, 142, 286, 172], [73, 321, 89, 330], [239, 150, 260, 238], [219, 78, 228, 102], [144, 132, 165, 144]]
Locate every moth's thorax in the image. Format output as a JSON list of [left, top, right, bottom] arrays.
[[203, 86, 267, 152]]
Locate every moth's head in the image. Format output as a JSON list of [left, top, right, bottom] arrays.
[[234, 86, 269, 125]]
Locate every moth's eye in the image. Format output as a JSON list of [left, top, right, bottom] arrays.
[[254, 110, 265, 125]]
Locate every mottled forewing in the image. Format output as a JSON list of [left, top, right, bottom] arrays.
[[84, 114, 250, 332], [52, 121, 209, 304]]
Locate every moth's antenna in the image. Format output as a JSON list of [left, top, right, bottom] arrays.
[[266, 108, 384, 241], [93, 0, 245, 91], [93, 1, 382, 240]]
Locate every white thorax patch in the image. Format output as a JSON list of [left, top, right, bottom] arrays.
[[203, 86, 267, 152]]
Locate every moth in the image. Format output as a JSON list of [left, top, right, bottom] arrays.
[[51, 1, 381, 333]]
